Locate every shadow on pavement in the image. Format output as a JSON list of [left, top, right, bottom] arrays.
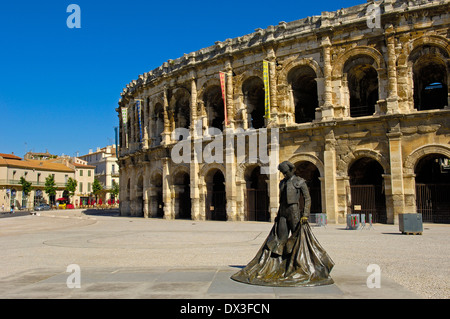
[[82, 208, 120, 217]]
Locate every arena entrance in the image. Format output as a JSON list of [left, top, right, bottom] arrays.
[[173, 171, 191, 219], [415, 154, 450, 223], [245, 166, 269, 221], [348, 157, 387, 223], [150, 173, 164, 218], [294, 161, 322, 215], [205, 169, 227, 221], [136, 176, 144, 217]]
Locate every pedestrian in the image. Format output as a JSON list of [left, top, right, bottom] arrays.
[[1, 204, 4, 212], [10, 205, 14, 214]]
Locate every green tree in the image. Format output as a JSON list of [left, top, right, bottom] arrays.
[[65, 177, 78, 204], [19, 177, 32, 208], [111, 180, 119, 203], [92, 178, 103, 202], [44, 175, 57, 206]]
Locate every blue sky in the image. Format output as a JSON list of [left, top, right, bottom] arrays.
[[0, 0, 364, 158]]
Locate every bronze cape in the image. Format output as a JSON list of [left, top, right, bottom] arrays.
[[231, 220, 335, 287]]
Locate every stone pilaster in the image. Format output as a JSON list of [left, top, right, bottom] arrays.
[[387, 129, 405, 224], [162, 157, 173, 219], [323, 130, 339, 223], [321, 36, 334, 120], [385, 25, 399, 114]]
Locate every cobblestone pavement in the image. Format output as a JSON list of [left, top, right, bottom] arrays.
[[0, 209, 448, 299]]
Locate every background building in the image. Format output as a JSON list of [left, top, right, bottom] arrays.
[[0, 153, 95, 210], [117, 0, 450, 224], [79, 145, 120, 204]]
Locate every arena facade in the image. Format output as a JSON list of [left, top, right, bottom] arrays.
[[116, 0, 450, 224]]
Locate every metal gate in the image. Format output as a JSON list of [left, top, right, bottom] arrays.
[[211, 191, 227, 221], [298, 186, 322, 215], [247, 189, 269, 221], [350, 185, 386, 223], [416, 184, 450, 223]]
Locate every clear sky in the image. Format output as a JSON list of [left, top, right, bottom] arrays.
[[0, 0, 364, 158]]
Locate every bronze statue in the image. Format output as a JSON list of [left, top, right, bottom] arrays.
[[231, 161, 334, 287]]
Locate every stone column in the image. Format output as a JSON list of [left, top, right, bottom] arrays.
[[323, 130, 339, 223], [387, 129, 405, 224], [225, 60, 234, 129], [142, 96, 149, 149], [321, 36, 334, 120], [385, 25, 399, 114], [162, 86, 171, 145], [162, 157, 173, 219], [267, 47, 278, 126], [225, 132, 237, 221], [190, 76, 200, 220]]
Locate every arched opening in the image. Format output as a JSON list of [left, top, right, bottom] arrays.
[[171, 89, 191, 140], [205, 169, 227, 221], [412, 52, 448, 111], [288, 66, 318, 123], [415, 154, 450, 223], [245, 165, 269, 221], [348, 157, 387, 223], [203, 86, 225, 130], [344, 56, 379, 117], [242, 77, 265, 129], [136, 176, 144, 217], [150, 173, 164, 218], [173, 171, 191, 219], [294, 161, 322, 215], [152, 103, 164, 146]]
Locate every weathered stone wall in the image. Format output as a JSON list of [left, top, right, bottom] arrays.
[[117, 0, 450, 224]]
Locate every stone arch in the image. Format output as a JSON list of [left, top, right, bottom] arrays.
[[407, 40, 449, 111], [199, 162, 226, 179], [197, 77, 221, 101], [201, 164, 227, 221], [341, 149, 389, 177], [171, 164, 191, 219], [332, 46, 386, 78], [169, 86, 191, 132], [170, 164, 190, 184], [397, 35, 450, 67], [404, 144, 450, 175], [288, 154, 324, 215], [277, 57, 324, 85], [287, 153, 324, 177], [234, 68, 263, 92]]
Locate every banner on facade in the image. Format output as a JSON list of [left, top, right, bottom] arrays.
[[121, 107, 127, 124], [219, 71, 228, 126], [263, 60, 270, 119], [136, 99, 143, 143]]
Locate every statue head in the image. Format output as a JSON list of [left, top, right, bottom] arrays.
[[278, 161, 295, 178]]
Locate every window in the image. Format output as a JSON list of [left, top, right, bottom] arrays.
[[88, 183, 91, 192], [88, 170, 91, 177], [80, 170, 83, 176], [112, 165, 115, 174], [79, 182, 83, 193]]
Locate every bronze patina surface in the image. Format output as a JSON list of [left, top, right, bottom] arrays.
[[231, 161, 334, 287]]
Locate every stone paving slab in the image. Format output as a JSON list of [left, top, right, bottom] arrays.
[[0, 264, 420, 299]]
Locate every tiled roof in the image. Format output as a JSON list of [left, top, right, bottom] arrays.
[[0, 153, 22, 160], [0, 158, 74, 172]]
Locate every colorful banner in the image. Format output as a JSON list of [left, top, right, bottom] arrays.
[[136, 99, 143, 143], [121, 107, 128, 124], [219, 72, 228, 126], [263, 60, 270, 119]]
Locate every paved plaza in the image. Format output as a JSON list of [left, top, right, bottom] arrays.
[[0, 209, 448, 299]]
